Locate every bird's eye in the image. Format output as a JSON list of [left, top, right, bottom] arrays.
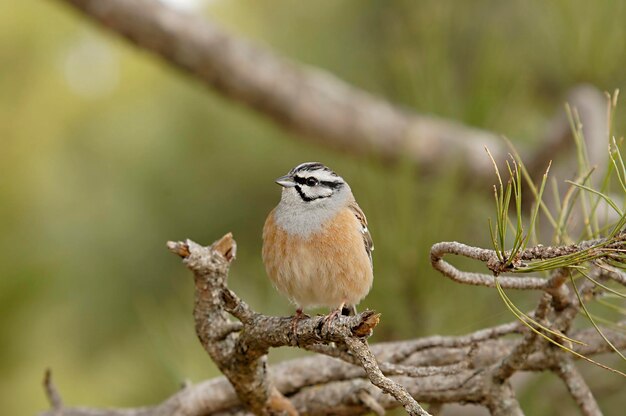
[[306, 177, 318, 186]]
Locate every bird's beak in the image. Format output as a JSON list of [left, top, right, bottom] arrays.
[[275, 175, 297, 188]]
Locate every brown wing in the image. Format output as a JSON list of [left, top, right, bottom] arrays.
[[348, 200, 374, 267]]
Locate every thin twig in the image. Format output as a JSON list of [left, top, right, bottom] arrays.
[[357, 390, 386, 416], [43, 369, 63, 412], [430, 241, 548, 289], [554, 357, 603, 416], [344, 337, 431, 416]]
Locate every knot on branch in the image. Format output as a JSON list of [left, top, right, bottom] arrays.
[[486, 255, 522, 275]]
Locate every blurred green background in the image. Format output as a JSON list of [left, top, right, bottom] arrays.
[[2, 0, 626, 414]]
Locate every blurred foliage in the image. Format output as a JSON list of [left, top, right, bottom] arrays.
[[1, 0, 626, 414]]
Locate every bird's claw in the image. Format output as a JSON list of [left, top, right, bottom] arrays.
[[291, 308, 310, 341], [321, 308, 342, 332]]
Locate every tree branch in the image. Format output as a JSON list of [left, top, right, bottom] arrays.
[[173, 235, 431, 415], [344, 337, 429, 415], [39, 231, 626, 416], [38, 325, 625, 415], [430, 233, 626, 290], [53, 0, 513, 178], [43, 369, 63, 414], [430, 241, 549, 289], [554, 357, 603, 416], [54, 0, 611, 183], [165, 235, 434, 415]]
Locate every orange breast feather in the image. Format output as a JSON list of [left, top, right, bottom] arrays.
[[262, 207, 373, 309]]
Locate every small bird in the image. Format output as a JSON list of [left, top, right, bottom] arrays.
[[262, 162, 374, 324]]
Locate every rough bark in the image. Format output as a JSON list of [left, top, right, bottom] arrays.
[[164, 235, 429, 415], [40, 234, 626, 416]]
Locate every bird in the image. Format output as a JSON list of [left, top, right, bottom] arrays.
[[262, 162, 374, 326]]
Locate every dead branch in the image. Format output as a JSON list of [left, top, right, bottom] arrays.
[[39, 324, 625, 415], [43, 369, 63, 413], [40, 233, 626, 416], [430, 235, 626, 415], [343, 337, 427, 415], [38, 327, 625, 415], [53, 0, 503, 178], [52, 0, 605, 181], [555, 357, 602, 416], [165, 235, 429, 415]]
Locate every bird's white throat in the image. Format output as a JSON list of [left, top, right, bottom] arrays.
[[273, 185, 352, 237]]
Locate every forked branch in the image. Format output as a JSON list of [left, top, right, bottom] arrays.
[[430, 235, 626, 415], [167, 234, 430, 416], [39, 234, 626, 416]]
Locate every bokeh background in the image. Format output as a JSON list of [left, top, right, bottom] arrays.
[[2, 0, 626, 414]]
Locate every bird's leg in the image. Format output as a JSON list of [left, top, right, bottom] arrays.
[[341, 304, 357, 316], [323, 302, 345, 331], [291, 307, 310, 339]]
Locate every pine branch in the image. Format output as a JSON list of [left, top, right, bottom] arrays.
[[39, 235, 626, 416]]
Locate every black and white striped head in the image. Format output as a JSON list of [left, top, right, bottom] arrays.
[[275, 162, 347, 203], [273, 162, 354, 236]]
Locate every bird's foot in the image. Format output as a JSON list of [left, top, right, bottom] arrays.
[[291, 308, 310, 339], [322, 303, 345, 332]]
